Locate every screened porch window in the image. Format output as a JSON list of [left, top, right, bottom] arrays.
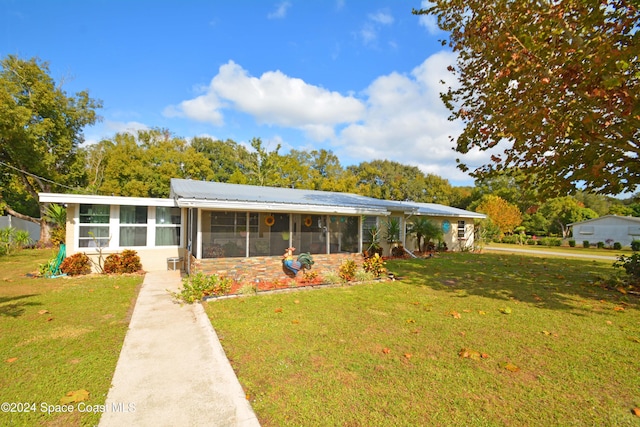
[[328, 215, 359, 253]]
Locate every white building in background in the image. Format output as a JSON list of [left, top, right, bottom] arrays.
[[569, 215, 640, 247]]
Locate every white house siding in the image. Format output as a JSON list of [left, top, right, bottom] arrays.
[[570, 215, 640, 247], [63, 203, 184, 272]]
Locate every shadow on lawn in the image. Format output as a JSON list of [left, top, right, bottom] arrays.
[[387, 252, 638, 312], [0, 294, 40, 318]]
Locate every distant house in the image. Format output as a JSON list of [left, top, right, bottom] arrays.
[[569, 215, 640, 247], [39, 179, 485, 280]]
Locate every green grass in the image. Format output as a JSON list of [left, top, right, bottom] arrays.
[[206, 252, 640, 426], [0, 248, 142, 427]]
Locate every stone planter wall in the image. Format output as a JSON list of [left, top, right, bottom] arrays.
[[190, 253, 363, 284]]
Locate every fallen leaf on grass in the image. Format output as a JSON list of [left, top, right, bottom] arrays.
[[499, 307, 512, 314], [532, 294, 542, 301], [274, 308, 283, 313], [628, 336, 640, 344], [382, 348, 391, 354], [60, 389, 89, 404], [478, 310, 486, 315], [38, 309, 49, 315], [6, 357, 17, 363], [294, 300, 300, 304], [291, 319, 299, 324], [502, 362, 520, 372], [406, 319, 415, 323], [404, 353, 412, 359], [613, 306, 625, 312], [448, 310, 461, 319], [632, 407, 640, 417], [606, 320, 613, 325], [458, 348, 488, 360]]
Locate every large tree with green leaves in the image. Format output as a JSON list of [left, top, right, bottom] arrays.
[[414, 1, 640, 195], [97, 129, 213, 197], [0, 55, 101, 242]]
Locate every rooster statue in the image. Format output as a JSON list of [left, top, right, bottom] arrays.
[[282, 247, 314, 276]]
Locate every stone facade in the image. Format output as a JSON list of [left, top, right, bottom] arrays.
[[190, 253, 363, 284]]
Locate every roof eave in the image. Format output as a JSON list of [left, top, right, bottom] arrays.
[[175, 198, 390, 216]]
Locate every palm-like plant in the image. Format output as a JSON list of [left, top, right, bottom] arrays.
[[44, 203, 67, 245], [408, 217, 443, 252]]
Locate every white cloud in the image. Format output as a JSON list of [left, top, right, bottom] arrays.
[[268, 1, 291, 19], [104, 120, 149, 134], [358, 9, 394, 46], [168, 60, 365, 140], [163, 92, 225, 126], [369, 11, 394, 25], [166, 53, 496, 186], [335, 51, 495, 184], [416, 0, 440, 34]]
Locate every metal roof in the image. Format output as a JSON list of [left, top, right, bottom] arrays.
[[169, 179, 483, 219], [170, 179, 411, 215], [397, 201, 486, 219]]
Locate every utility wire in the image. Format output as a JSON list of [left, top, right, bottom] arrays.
[[0, 160, 85, 193]]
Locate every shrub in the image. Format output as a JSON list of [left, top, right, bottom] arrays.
[[119, 250, 142, 273], [526, 239, 536, 245], [631, 240, 640, 251], [103, 250, 142, 274], [354, 270, 375, 282], [501, 235, 518, 244], [338, 259, 358, 282], [568, 240, 576, 247], [613, 253, 640, 282], [323, 271, 342, 285], [613, 242, 622, 250], [583, 240, 591, 248], [362, 253, 387, 278], [172, 272, 232, 304], [597, 241, 605, 249], [60, 253, 91, 276], [539, 237, 561, 246], [103, 254, 121, 274]]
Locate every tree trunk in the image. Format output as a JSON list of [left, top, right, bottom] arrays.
[[3, 203, 52, 244]]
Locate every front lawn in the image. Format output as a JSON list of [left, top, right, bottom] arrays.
[[0, 248, 142, 426], [206, 252, 640, 426]]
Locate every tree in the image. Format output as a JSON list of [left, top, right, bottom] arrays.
[[538, 196, 598, 237], [98, 129, 213, 197], [191, 137, 247, 182], [414, 1, 640, 195], [0, 55, 101, 243], [239, 138, 281, 187], [472, 194, 522, 236], [349, 160, 453, 203], [472, 169, 541, 213], [408, 217, 443, 252]]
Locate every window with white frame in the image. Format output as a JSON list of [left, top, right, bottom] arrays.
[[79, 204, 111, 248], [120, 206, 148, 246], [457, 220, 466, 238], [156, 207, 181, 246]]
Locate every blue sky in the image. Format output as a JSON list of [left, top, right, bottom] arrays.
[[1, 0, 490, 186]]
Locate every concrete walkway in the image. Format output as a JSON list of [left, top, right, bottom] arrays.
[[99, 270, 260, 427]]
